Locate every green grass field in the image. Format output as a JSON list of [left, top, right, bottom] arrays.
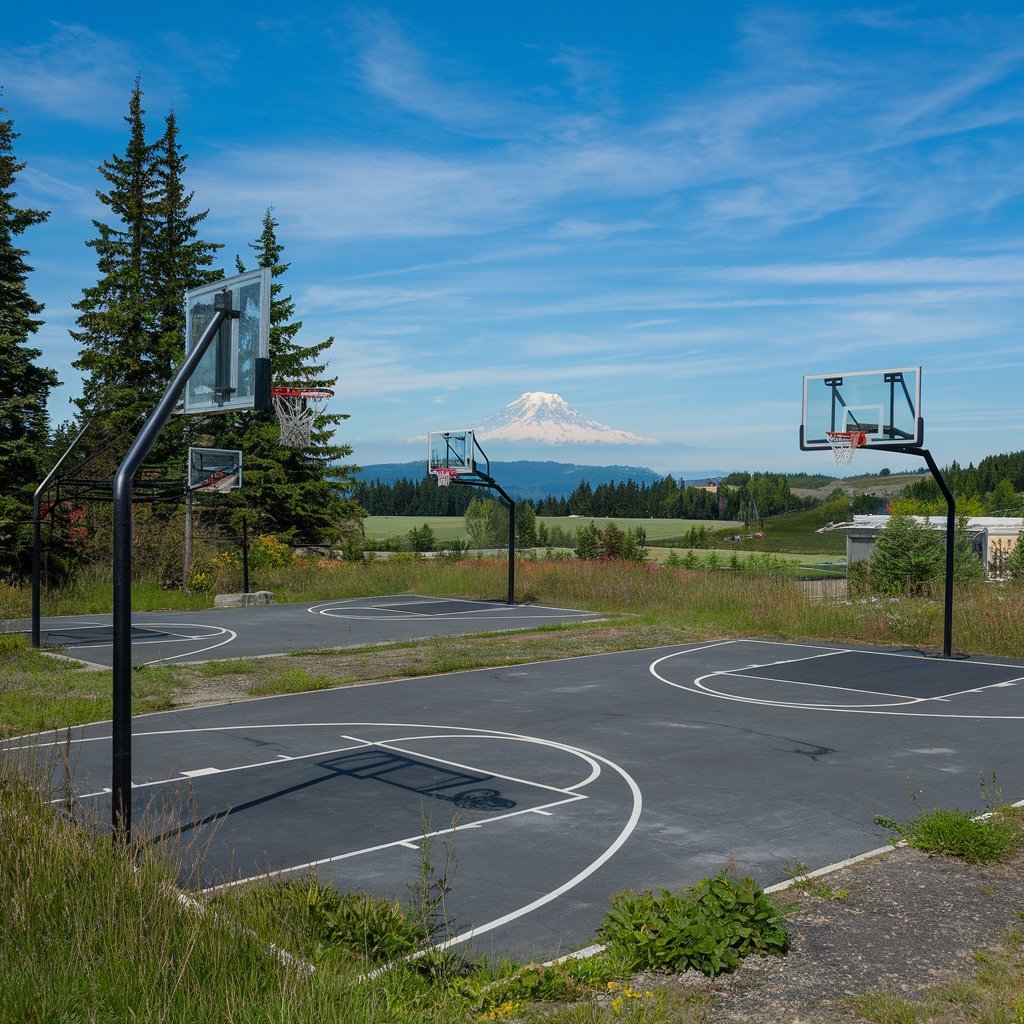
[[711, 506, 848, 556], [539, 516, 742, 538], [365, 515, 743, 544], [365, 512, 846, 560], [646, 546, 843, 572]]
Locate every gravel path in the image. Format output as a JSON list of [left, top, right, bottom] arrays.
[[644, 844, 1024, 1022]]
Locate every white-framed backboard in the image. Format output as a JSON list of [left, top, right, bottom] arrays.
[[801, 367, 923, 450], [183, 268, 271, 415], [188, 447, 242, 492], [428, 429, 476, 474]]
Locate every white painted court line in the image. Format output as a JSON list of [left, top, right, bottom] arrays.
[[191, 725, 642, 956], [368, 735, 594, 798], [740, 638, 1024, 671], [651, 647, 1024, 719], [139, 625, 237, 666], [693, 672, 924, 709], [308, 595, 595, 622], [426, 747, 643, 954], [62, 738, 377, 801], [64, 723, 595, 809], [60, 631, 222, 650], [701, 670, 926, 703], [921, 674, 1024, 702], [203, 792, 589, 892], [37, 621, 237, 668]]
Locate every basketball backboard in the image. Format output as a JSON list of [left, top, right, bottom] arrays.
[[188, 447, 242, 493], [428, 429, 476, 474], [183, 268, 271, 415], [800, 367, 923, 451]]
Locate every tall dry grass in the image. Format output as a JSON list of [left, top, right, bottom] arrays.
[[7, 550, 1023, 659], [0, 745, 488, 1023]]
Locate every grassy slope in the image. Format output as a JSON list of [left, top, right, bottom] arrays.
[[790, 469, 926, 500], [710, 506, 848, 556]]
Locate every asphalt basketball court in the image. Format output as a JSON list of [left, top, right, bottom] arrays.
[[12, 620, 1024, 961], [14, 595, 600, 667]]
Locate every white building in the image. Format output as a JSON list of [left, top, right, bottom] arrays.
[[833, 516, 1024, 577]]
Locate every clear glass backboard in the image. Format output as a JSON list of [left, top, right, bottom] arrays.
[[188, 447, 242, 492], [428, 429, 476, 474], [183, 268, 271, 414], [801, 367, 923, 450]]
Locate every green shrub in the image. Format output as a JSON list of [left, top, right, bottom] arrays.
[[596, 871, 790, 977], [1006, 533, 1024, 583], [296, 879, 428, 963], [408, 523, 437, 552]]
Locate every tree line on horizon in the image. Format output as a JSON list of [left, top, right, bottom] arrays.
[[354, 470, 819, 521], [0, 81, 361, 582]]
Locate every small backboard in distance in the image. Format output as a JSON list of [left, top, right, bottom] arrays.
[[183, 268, 271, 415], [801, 367, 923, 450], [188, 447, 242, 493], [428, 429, 476, 475]]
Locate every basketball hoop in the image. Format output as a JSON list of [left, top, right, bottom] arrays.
[[825, 430, 868, 466], [271, 387, 334, 447], [431, 467, 460, 488]]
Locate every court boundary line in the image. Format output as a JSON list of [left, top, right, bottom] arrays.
[[193, 727, 642, 955], [651, 642, 1024, 719]]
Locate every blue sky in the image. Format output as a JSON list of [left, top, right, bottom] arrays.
[[5, 2, 1024, 475]]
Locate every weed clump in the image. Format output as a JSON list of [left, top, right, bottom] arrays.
[[874, 807, 1021, 864], [596, 871, 790, 977]]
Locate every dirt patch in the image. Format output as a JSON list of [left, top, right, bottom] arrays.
[[166, 622, 697, 705], [641, 845, 1024, 1022]]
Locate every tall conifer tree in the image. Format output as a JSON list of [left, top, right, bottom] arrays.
[[71, 79, 160, 436], [151, 109, 222, 373], [0, 94, 60, 577], [72, 85, 220, 465]]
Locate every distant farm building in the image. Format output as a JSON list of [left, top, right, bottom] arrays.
[[828, 515, 1024, 577]]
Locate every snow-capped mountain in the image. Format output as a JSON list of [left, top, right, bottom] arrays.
[[476, 392, 660, 446]]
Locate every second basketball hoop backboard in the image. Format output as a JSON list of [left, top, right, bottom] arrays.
[[800, 367, 923, 451], [188, 447, 242, 492], [183, 268, 271, 415], [428, 429, 476, 475]]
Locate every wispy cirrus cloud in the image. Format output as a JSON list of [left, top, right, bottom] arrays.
[[698, 256, 1024, 284], [350, 11, 521, 135], [0, 23, 138, 125]]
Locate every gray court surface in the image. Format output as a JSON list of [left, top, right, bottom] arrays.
[[18, 595, 601, 667], [13, 637, 1024, 961]]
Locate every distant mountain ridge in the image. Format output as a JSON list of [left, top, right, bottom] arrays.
[[355, 460, 728, 501]]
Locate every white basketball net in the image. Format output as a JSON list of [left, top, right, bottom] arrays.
[[273, 390, 332, 448], [825, 431, 866, 467]]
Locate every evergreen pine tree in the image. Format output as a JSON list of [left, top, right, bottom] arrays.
[[73, 85, 224, 478], [1006, 534, 1024, 584], [869, 514, 944, 594], [952, 518, 986, 584], [151, 108, 222, 374], [71, 79, 161, 437], [0, 95, 60, 577], [209, 209, 362, 539]]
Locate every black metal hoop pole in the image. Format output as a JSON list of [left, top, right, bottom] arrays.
[[111, 294, 237, 844]]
